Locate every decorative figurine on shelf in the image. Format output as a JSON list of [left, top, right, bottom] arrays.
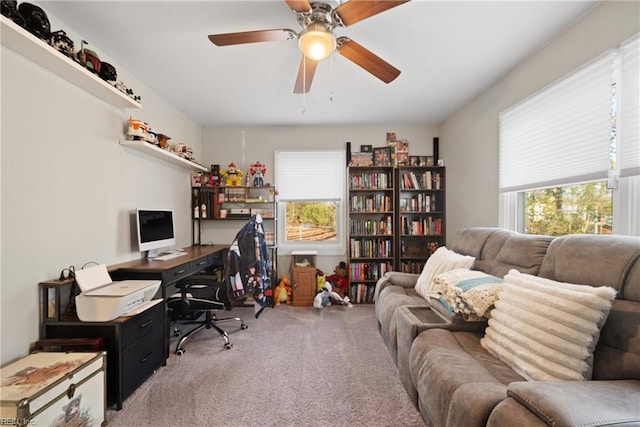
[[274, 275, 293, 306], [313, 283, 352, 308], [220, 162, 244, 186], [249, 161, 267, 187], [127, 116, 149, 140]]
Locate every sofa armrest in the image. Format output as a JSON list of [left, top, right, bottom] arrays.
[[505, 380, 640, 426], [373, 272, 420, 301]]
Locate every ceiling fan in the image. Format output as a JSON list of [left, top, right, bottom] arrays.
[[208, 0, 410, 93]]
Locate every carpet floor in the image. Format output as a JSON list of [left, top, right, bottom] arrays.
[[106, 304, 425, 427]]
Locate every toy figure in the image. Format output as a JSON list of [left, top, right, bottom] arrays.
[[274, 275, 292, 306], [249, 161, 267, 186], [220, 162, 244, 186], [313, 283, 352, 308]]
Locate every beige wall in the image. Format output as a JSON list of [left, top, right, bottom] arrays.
[[1, 14, 202, 364], [200, 124, 437, 276], [440, 1, 640, 237]]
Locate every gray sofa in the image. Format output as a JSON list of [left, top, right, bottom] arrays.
[[374, 227, 640, 426]]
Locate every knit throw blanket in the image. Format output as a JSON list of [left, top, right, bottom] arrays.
[[431, 268, 504, 320]]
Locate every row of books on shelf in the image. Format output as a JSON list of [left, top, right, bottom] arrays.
[[349, 238, 393, 258], [401, 240, 440, 257], [399, 194, 437, 213], [350, 283, 375, 304], [350, 216, 393, 235], [400, 260, 428, 274], [349, 261, 392, 281], [400, 171, 442, 190], [350, 194, 393, 213], [349, 172, 393, 190], [401, 217, 443, 236]]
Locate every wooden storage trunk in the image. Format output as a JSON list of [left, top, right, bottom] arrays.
[[1, 351, 106, 426]]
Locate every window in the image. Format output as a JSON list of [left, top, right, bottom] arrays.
[[275, 150, 345, 255], [499, 34, 639, 236]]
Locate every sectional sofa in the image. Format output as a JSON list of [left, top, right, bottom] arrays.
[[374, 227, 640, 426]]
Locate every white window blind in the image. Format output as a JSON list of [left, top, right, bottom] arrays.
[[619, 35, 640, 177], [499, 50, 617, 192], [275, 150, 345, 201]]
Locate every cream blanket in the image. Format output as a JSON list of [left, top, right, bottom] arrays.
[[430, 268, 503, 319]]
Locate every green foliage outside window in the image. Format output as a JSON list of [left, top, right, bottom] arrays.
[[285, 201, 337, 241], [525, 181, 612, 236]]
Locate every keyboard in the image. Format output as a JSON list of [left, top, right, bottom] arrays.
[[153, 251, 188, 261]]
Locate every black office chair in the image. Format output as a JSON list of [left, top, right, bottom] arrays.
[[168, 215, 271, 355]]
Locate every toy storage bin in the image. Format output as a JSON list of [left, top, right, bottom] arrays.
[[0, 351, 106, 426]]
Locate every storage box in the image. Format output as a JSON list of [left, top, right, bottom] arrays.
[[1, 351, 106, 426]]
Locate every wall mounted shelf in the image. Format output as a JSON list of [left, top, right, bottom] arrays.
[[119, 140, 208, 172], [1, 16, 141, 109]]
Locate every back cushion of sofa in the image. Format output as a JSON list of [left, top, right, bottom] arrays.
[[473, 233, 553, 277], [538, 234, 640, 380], [449, 227, 507, 259]]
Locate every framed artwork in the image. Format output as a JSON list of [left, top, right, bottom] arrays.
[[409, 156, 420, 166], [425, 156, 435, 166], [373, 147, 392, 166]]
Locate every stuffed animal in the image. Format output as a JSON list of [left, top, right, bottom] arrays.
[[326, 262, 348, 296], [313, 283, 352, 308], [274, 275, 292, 306], [220, 162, 244, 186], [316, 271, 327, 293]]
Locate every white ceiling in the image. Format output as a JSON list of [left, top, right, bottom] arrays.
[[41, 1, 598, 126]]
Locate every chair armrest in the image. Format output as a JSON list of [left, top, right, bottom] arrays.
[[373, 272, 420, 301], [506, 380, 640, 426]]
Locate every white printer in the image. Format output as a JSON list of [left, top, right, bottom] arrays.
[[74, 264, 161, 322]]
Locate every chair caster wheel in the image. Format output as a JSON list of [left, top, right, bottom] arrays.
[[241, 324, 248, 330], [176, 349, 185, 356], [225, 343, 233, 350]]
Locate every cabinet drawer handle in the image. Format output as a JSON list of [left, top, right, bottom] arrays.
[[175, 269, 186, 275], [139, 319, 153, 329], [140, 352, 153, 363], [196, 260, 205, 266]]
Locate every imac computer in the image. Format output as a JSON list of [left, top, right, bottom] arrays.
[[136, 209, 184, 260]]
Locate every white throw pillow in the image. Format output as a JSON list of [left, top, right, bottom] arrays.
[[414, 247, 475, 299], [480, 269, 616, 381]]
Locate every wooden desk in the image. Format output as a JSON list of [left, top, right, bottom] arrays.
[[110, 244, 229, 358], [42, 245, 228, 410]]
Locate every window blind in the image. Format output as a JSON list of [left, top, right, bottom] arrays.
[[499, 50, 617, 192], [275, 150, 345, 201], [619, 35, 640, 177]]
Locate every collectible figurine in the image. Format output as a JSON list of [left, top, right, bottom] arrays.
[[220, 162, 244, 186], [249, 161, 267, 186]]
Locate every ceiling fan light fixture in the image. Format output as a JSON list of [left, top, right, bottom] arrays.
[[298, 23, 335, 61]]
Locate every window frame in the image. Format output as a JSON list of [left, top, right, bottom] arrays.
[[274, 149, 346, 256]]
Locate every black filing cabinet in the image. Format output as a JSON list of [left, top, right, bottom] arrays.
[[42, 300, 165, 410]]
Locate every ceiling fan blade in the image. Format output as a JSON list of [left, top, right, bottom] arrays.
[[337, 37, 400, 84], [334, 0, 410, 27], [284, 0, 312, 13], [208, 29, 296, 46], [293, 55, 318, 93]]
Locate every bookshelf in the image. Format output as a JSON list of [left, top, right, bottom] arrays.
[[396, 166, 446, 273], [347, 166, 395, 303]]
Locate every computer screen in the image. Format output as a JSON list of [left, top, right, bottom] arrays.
[[136, 209, 176, 254]]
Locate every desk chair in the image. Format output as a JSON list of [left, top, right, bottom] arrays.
[[168, 215, 271, 355]]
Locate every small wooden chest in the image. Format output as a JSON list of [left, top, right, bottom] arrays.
[[0, 351, 106, 426]]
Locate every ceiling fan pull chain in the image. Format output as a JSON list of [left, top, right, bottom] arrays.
[[329, 52, 334, 101], [302, 58, 307, 113]]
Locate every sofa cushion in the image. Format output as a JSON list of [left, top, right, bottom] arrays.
[[414, 247, 475, 299], [410, 329, 525, 427], [481, 269, 616, 381]]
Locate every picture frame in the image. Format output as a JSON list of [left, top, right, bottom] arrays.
[[425, 156, 435, 166], [409, 155, 420, 166], [349, 152, 374, 167], [373, 147, 392, 166]]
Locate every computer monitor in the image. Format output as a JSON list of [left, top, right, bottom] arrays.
[[136, 209, 176, 257]]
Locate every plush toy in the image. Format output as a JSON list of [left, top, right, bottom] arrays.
[[274, 275, 292, 306], [326, 262, 348, 296], [316, 271, 327, 293], [220, 162, 244, 186], [313, 283, 352, 309]]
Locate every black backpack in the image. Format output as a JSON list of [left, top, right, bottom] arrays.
[[17, 2, 50, 40]]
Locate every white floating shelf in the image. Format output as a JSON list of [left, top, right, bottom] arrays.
[[1, 15, 141, 109], [119, 140, 208, 172]]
